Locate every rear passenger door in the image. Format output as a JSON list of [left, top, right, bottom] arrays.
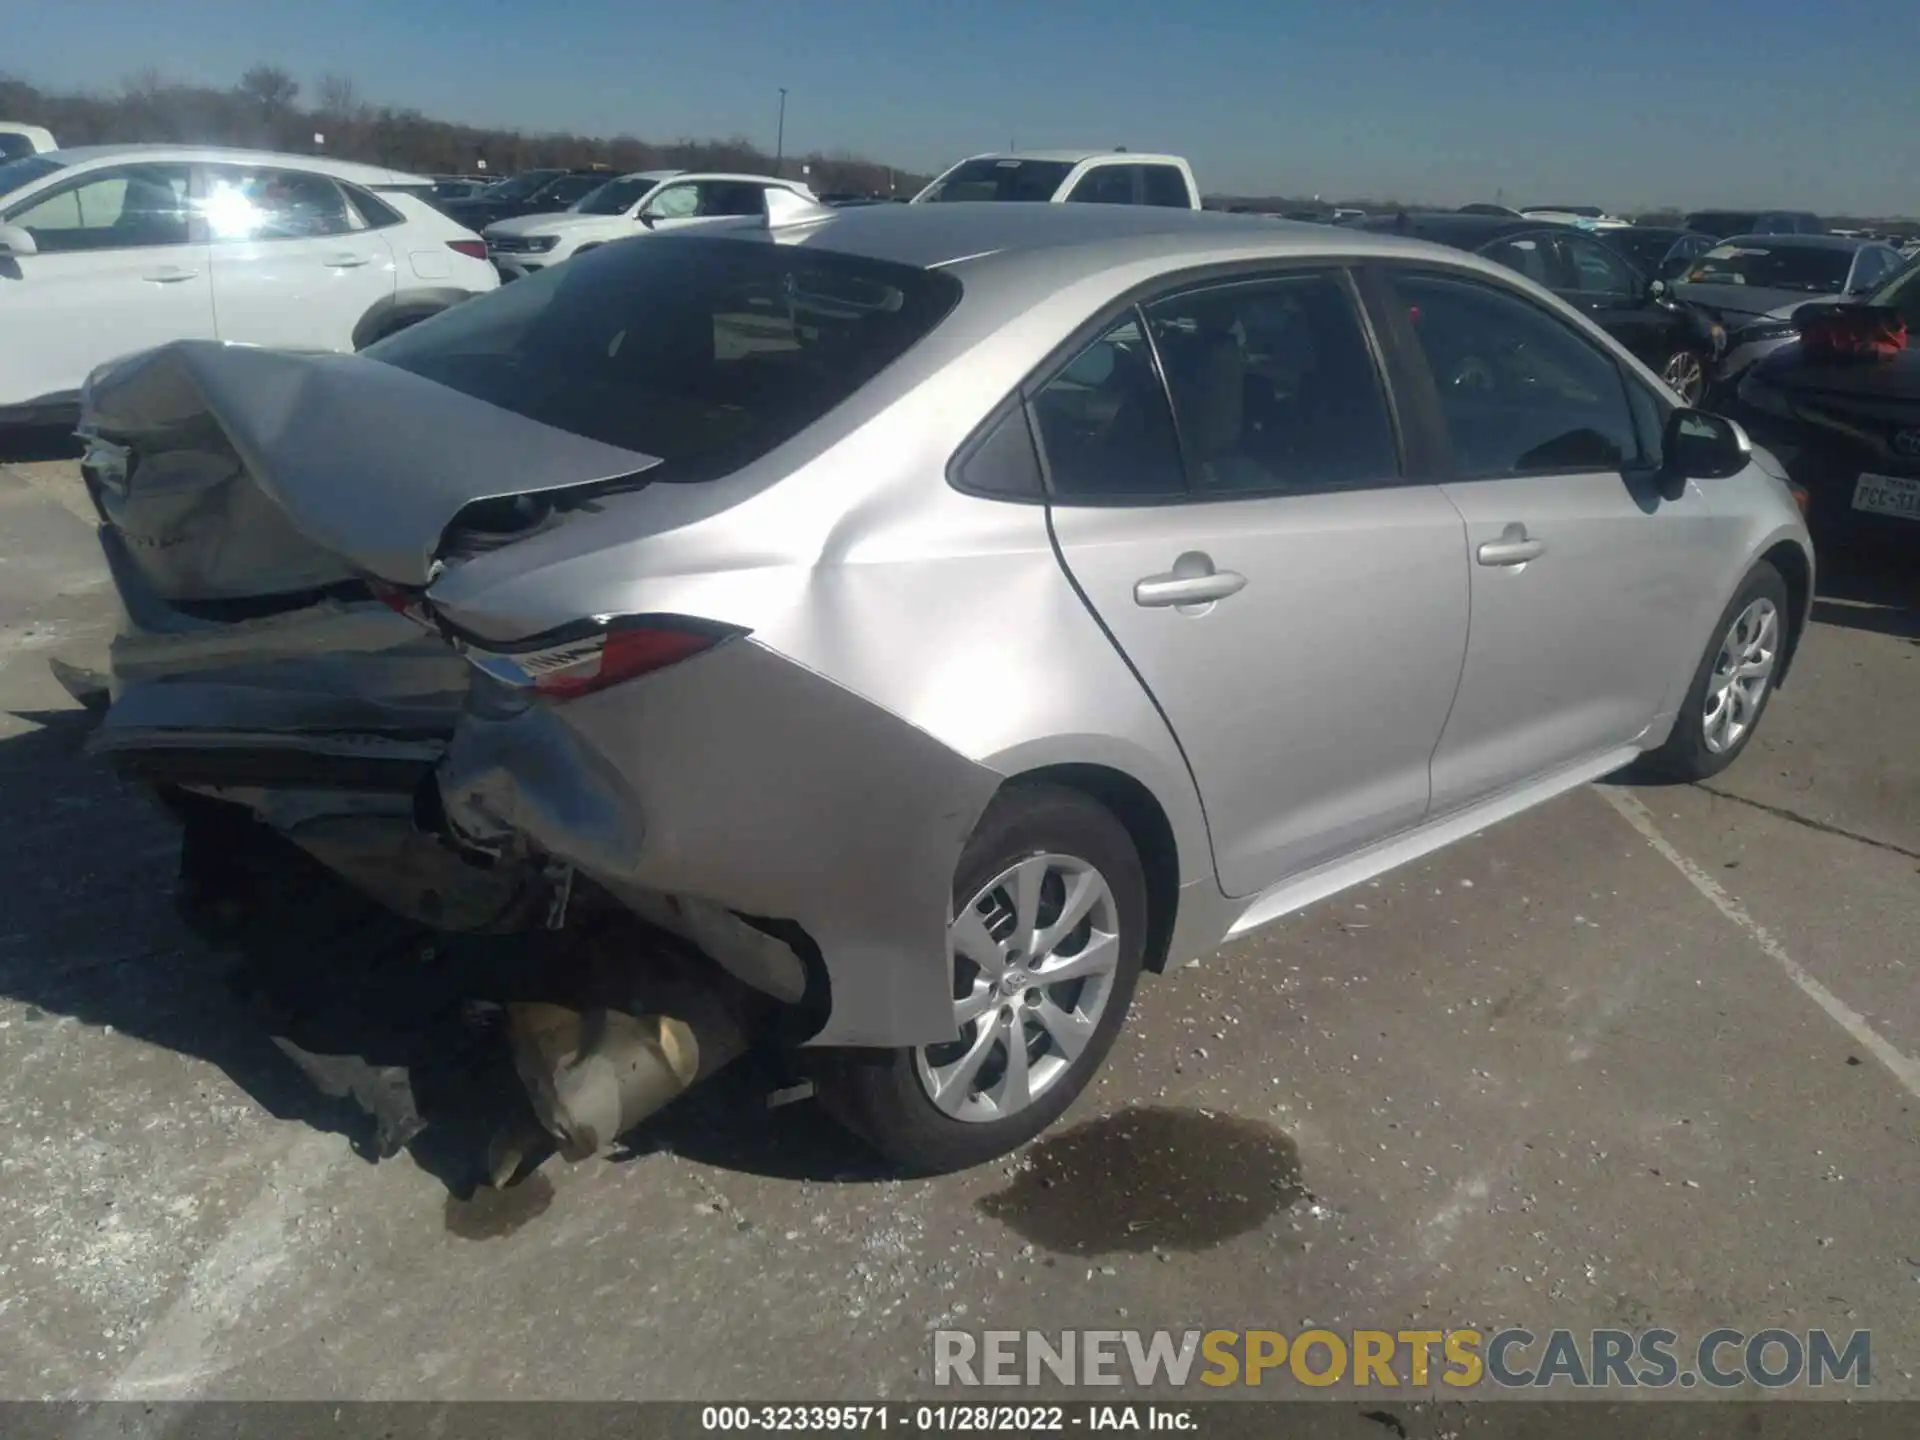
[[201, 163, 397, 352], [1039, 269, 1470, 897], [1371, 266, 1718, 813]]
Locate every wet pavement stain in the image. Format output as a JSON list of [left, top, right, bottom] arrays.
[[978, 1106, 1302, 1256], [443, 1171, 555, 1240]]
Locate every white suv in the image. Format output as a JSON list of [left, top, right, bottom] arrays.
[[483, 171, 819, 279], [0, 144, 497, 425]]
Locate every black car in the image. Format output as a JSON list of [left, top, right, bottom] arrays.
[[1357, 213, 1725, 403], [1683, 209, 1825, 238], [1606, 226, 1717, 281], [1728, 264, 1920, 551], [436, 168, 614, 229]]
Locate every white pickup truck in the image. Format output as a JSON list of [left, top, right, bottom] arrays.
[[913, 149, 1200, 209], [0, 123, 57, 162]]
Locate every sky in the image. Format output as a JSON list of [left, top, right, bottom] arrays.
[[10, 0, 1920, 214]]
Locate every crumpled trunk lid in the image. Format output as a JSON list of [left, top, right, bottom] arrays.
[[76, 339, 661, 790], [82, 339, 663, 597]]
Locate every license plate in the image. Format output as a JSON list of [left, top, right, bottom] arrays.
[[1851, 472, 1920, 521]]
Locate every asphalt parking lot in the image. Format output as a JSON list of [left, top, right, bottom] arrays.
[[2, 440, 1916, 1411]]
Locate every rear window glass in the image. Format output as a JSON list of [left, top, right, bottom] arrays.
[[366, 236, 961, 479], [1682, 243, 1853, 294]]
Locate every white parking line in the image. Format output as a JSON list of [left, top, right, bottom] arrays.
[[1598, 786, 1920, 1099]]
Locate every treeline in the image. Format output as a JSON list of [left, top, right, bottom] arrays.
[[0, 67, 933, 198]]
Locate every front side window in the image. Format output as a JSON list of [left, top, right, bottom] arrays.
[[1143, 272, 1399, 494], [1028, 314, 1185, 500], [1066, 165, 1136, 205], [696, 182, 767, 218], [365, 236, 961, 480], [1140, 166, 1191, 208], [5, 163, 193, 251], [918, 157, 1074, 203], [1481, 233, 1554, 287], [1553, 235, 1638, 296], [201, 166, 358, 241], [1848, 248, 1894, 291], [1870, 256, 1920, 325], [643, 183, 702, 220], [1387, 270, 1642, 477]]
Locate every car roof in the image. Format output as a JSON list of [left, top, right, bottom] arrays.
[[735, 198, 1499, 275], [953, 149, 1186, 167], [42, 143, 432, 186], [1712, 233, 1868, 250]]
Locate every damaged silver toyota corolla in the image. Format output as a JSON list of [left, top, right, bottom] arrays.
[[64, 199, 1813, 1175]]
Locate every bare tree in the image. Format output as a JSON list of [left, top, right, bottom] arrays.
[[236, 64, 299, 118], [315, 73, 359, 119]]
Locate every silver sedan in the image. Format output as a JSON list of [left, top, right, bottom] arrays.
[[71, 201, 1813, 1174]]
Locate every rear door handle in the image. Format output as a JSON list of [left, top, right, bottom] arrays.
[[1134, 567, 1247, 608], [1476, 523, 1547, 567], [142, 267, 199, 283], [322, 253, 372, 268]]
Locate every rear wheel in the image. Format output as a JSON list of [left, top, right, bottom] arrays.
[[816, 783, 1146, 1174], [1642, 561, 1788, 781]]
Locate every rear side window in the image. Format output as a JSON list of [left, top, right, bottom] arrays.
[[1144, 272, 1400, 494], [202, 165, 361, 240], [366, 236, 961, 480], [919, 157, 1074, 202], [1140, 166, 1191, 208], [1066, 166, 1136, 205], [1029, 314, 1185, 500], [1385, 270, 1642, 477]]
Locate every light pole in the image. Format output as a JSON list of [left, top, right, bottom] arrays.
[[774, 88, 788, 176]]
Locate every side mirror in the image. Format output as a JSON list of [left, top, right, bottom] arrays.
[[0, 221, 38, 257], [1647, 276, 1668, 300], [635, 211, 655, 228], [1663, 407, 1750, 480]]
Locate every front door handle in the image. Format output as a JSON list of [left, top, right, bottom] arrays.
[[1477, 523, 1547, 567], [142, 267, 199, 283], [1134, 555, 1248, 608], [322, 253, 372, 268]]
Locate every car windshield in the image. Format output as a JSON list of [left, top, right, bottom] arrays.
[[919, 157, 1075, 203], [0, 153, 64, 201], [573, 176, 659, 215], [366, 236, 962, 478], [1682, 242, 1855, 293], [480, 170, 562, 201]]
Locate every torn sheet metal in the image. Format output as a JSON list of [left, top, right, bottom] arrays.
[[439, 637, 1002, 1048], [81, 340, 665, 594]]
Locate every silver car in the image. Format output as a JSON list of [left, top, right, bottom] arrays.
[[71, 202, 1813, 1175]]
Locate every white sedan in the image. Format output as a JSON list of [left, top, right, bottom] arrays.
[[483, 171, 818, 278], [0, 143, 496, 425]]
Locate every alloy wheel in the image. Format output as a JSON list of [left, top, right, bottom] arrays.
[[1662, 349, 1706, 404], [1703, 597, 1778, 754], [916, 853, 1122, 1123]]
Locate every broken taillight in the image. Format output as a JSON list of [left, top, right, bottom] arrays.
[[464, 617, 742, 701], [447, 239, 488, 260]]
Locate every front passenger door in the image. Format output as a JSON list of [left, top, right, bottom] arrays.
[[1376, 267, 1718, 814], [0, 163, 212, 409], [1041, 270, 1470, 897]]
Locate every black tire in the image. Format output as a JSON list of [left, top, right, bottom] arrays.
[[1641, 560, 1789, 782], [815, 782, 1147, 1174]]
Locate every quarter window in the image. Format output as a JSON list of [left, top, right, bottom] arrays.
[[6, 164, 193, 250], [1388, 270, 1642, 476], [1144, 272, 1400, 494], [1029, 314, 1185, 499]]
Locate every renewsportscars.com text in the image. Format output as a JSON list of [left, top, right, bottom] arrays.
[[933, 1328, 1871, 1390]]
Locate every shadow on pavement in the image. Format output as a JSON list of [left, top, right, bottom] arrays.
[[1809, 541, 1918, 642], [0, 425, 82, 464], [0, 706, 888, 1199]]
